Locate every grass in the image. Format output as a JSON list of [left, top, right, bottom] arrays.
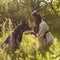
[[0, 32, 60, 60], [0, 19, 60, 60]]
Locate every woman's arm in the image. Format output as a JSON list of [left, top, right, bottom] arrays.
[[24, 30, 38, 38]]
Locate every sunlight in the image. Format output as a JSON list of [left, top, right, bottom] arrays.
[[45, 0, 54, 2]]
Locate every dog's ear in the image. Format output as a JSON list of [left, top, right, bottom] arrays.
[[22, 20, 26, 24], [22, 20, 30, 26]]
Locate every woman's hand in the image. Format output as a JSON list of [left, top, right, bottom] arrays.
[[32, 34, 36, 39], [32, 33, 38, 39]]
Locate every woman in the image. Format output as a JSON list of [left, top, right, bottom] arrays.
[[31, 10, 54, 48]]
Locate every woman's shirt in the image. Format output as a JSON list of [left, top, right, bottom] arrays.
[[38, 20, 54, 46]]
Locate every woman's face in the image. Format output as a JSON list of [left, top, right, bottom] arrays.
[[32, 15, 37, 22], [31, 15, 37, 27], [32, 15, 36, 23]]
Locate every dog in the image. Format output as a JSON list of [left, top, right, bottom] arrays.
[[1, 21, 31, 50]]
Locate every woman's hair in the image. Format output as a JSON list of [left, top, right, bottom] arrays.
[[31, 10, 42, 23], [31, 10, 42, 34]]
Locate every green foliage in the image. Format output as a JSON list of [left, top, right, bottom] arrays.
[[0, 22, 60, 60], [0, 0, 60, 34], [0, 0, 60, 60], [0, 31, 60, 60]]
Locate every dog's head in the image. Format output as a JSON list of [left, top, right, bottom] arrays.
[[21, 21, 31, 31]]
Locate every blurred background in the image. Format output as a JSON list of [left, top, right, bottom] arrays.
[[0, 0, 60, 60]]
